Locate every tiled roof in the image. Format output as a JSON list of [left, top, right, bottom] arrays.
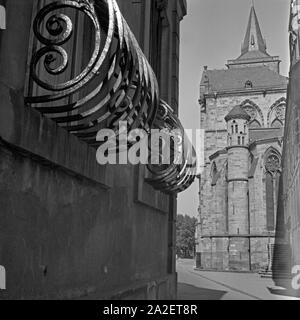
[[201, 66, 287, 94]]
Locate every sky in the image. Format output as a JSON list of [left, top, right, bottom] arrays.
[[177, 0, 290, 217]]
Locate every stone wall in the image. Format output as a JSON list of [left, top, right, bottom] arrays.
[[198, 87, 286, 271], [275, 60, 300, 285], [0, 0, 186, 299]]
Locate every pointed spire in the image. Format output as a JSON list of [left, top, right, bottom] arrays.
[[241, 5, 267, 55]]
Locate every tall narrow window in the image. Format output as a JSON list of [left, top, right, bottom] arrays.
[[265, 151, 281, 231], [266, 172, 275, 231], [245, 80, 253, 89], [211, 162, 218, 186]]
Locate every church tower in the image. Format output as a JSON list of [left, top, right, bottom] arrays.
[[225, 106, 251, 270], [227, 5, 281, 73], [197, 4, 287, 272]]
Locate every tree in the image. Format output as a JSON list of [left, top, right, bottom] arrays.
[[176, 214, 197, 258]]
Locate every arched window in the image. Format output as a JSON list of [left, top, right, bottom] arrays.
[[245, 80, 253, 89], [211, 162, 218, 186], [267, 98, 286, 127], [265, 149, 281, 231], [265, 172, 274, 230], [249, 120, 261, 128], [271, 119, 283, 128], [241, 100, 265, 126]]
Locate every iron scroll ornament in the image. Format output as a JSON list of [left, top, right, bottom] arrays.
[[25, 0, 196, 194], [25, 0, 159, 141], [147, 101, 197, 194]]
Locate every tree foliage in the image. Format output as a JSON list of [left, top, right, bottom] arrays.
[[176, 214, 197, 258]]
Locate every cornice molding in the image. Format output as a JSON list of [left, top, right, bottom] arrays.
[[203, 87, 287, 99]]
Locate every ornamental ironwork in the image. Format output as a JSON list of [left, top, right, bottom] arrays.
[[25, 0, 196, 194], [25, 0, 159, 143], [147, 101, 197, 194]]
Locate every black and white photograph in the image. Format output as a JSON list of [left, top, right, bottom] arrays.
[[0, 0, 299, 308]]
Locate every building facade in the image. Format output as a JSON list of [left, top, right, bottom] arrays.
[[272, 0, 300, 293], [0, 0, 191, 300], [196, 5, 288, 272]]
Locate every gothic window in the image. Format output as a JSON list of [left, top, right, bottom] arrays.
[[266, 172, 274, 230], [265, 149, 281, 231], [271, 119, 283, 128], [241, 100, 264, 126], [267, 98, 286, 127], [249, 120, 261, 128], [275, 105, 286, 122], [244, 105, 257, 121], [266, 153, 281, 173], [238, 137, 241, 145]]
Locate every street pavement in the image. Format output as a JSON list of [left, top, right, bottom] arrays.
[[177, 259, 300, 300]]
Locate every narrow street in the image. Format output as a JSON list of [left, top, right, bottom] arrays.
[[177, 259, 298, 300]]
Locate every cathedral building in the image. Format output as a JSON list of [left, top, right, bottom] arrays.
[[196, 5, 288, 271]]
